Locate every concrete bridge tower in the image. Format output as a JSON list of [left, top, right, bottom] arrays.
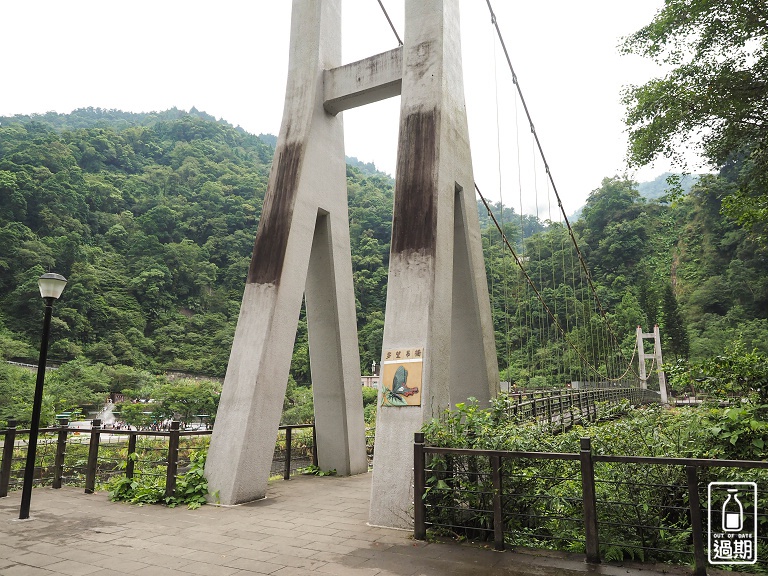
[[206, 0, 499, 529]]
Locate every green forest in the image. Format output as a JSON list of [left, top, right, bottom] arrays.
[[0, 100, 766, 426]]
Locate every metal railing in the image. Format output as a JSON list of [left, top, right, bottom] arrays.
[[414, 433, 768, 575], [0, 419, 318, 499], [503, 387, 658, 431]]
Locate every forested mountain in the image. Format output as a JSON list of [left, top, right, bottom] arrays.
[[1, 108, 766, 394], [0, 108, 394, 379]]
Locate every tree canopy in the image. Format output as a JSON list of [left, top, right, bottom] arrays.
[[1, 107, 766, 422], [621, 0, 768, 235]]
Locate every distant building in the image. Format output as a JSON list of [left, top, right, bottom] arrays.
[[361, 375, 379, 388]]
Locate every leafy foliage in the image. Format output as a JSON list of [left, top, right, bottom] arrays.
[[2, 107, 767, 426], [621, 0, 768, 237], [299, 464, 337, 477], [422, 397, 768, 567], [108, 450, 212, 509]]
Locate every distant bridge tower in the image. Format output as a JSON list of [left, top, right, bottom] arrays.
[[205, 0, 499, 530], [636, 325, 668, 404]]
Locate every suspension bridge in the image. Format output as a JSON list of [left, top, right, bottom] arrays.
[[194, 0, 665, 530]]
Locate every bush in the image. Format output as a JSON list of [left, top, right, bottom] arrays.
[[421, 397, 768, 567]]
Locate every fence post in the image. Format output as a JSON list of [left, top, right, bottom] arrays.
[[686, 465, 707, 576], [577, 391, 583, 420], [284, 426, 293, 480], [591, 391, 598, 421], [311, 424, 318, 467], [531, 395, 538, 419], [125, 433, 137, 479], [1, 420, 17, 497], [84, 419, 101, 494], [52, 418, 69, 489], [490, 454, 504, 551], [579, 437, 600, 564], [414, 432, 426, 540], [547, 396, 552, 426], [165, 421, 180, 499]]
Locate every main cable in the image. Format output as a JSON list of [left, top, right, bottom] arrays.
[[483, 0, 634, 374], [376, 0, 403, 46]]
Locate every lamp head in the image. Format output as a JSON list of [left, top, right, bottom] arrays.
[[38, 273, 67, 300]]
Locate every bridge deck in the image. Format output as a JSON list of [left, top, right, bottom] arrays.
[[0, 472, 741, 576]]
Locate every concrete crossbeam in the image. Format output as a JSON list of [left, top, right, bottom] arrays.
[[323, 47, 403, 115]]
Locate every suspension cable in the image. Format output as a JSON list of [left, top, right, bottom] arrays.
[[476, 183, 632, 381], [375, 0, 403, 46], [483, 0, 631, 370]]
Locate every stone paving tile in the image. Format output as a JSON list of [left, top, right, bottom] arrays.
[[1, 477, 739, 576], [179, 549, 239, 565], [270, 567, 316, 576], [355, 551, 433, 576], [220, 537, 275, 551], [302, 541, 362, 555], [268, 554, 326, 571], [2, 552, 60, 569], [118, 550, 194, 571], [298, 524, 341, 537], [88, 555, 150, 573], [308, 551, 371, 567], [0, 545, 16, 559], [19, 543, 68, 559], [0, 565, 56, 576], [315, 562, 383, 576], [253, 526, 313, 540], [220, 557, 284, 574], [39, 559, 103, 576], [118, 566, 185, 576], [334, 529, 387, 543], [146, 541, 201, 558], [258, 534, 316, 547], [151, 533, 237, 554], [225, 547, 278, 563], [259, 543, 318, 559], [46, 547, 109, 565], [177, 560, 243, 576]]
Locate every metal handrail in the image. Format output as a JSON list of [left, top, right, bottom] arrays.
[[414, 433, 768, 575]]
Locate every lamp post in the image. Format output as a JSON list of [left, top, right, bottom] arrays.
[[19, 273, 67, 520]]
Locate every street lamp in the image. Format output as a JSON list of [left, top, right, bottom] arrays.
[[19, 273, 67, 520]]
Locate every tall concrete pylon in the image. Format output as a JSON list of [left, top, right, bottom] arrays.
[[369, 0, 500, 528], [205, 0, 368, 505], [205, 0, 499, 516]]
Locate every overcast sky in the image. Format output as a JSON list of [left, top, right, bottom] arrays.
[[1, 1, 689, 216]]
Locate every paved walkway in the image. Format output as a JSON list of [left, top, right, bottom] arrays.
[[0, 473, 742, 576]]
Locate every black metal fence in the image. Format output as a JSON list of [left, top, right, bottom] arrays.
[[414, 433, 768, 575], [0, 419, 318, 499]]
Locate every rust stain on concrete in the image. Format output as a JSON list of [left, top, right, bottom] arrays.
[[247, 140, 303, 285], [392, 108, 439, 258]]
